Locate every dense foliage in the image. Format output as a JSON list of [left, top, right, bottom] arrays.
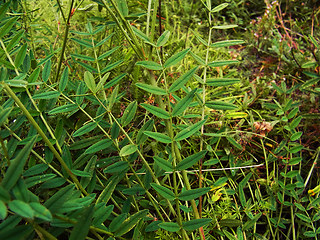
[[0, 0, 319, 239]]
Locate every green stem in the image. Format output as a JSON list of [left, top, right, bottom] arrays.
[[2, 83, 87, 196]]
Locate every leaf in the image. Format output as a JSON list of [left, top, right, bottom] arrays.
[[93, 204, 114, 226], [0, 17, 18, 38], [1, 136, 37, 190], [97, 46, 120, 60], [190, 29, 208, 46], [97, 177, 119, 204], [211, 3, 228, 12], [33, 91, 60, 100], [290, 116, 302, 129], [301, 61, 317, 68], [131, 26, 151, 43], [69, 205, 94, 240], [84, 139, 113, 154], [0, 2, 10, 20], [25, 174, 56, 188], [84, 71, 96, 93], [71, 38, 93, 48], [171, 88, 197, 117], [154, 156, 173, 172], [242, 213, 262, 230], [27, 67, 40, 83], [8, 200, 34, 219], [14, 44, 28, 68], [59, 67, 69, 91], [150, 183, 175, 200], [212, 24, 238, 29], [169, 67, 198, 93], [158, 222, 180, 232], [136, 61, 163, 70], [0, 107, 12, 126], [296, 213, 311, 223], [42, 59, 51, 82], [208, 60, 239, 67], [220, 219, 242, 227], [101, 60, 124, 74], [210, 40, 245, 48], [136, 119, 154, 145], [105, 73, 126, 89], [290, 132, 303, 141], [174, 119, 206, 142], [48, 104, 78, 115], [144, 131, 172, 143], [226, 136, 242, 150], [135, 83, 167, 95], [182, 218, 212, 231], [178, 187, 211, 201], [164, 48, 190, 68], [29, 202, 52, 221], [206, 78, 240, 87], [115, 210, 149, 237], [4, 80, 27, 88], [156, 30, 170, 47], [141, 103, 170, 119], [44, 185, 74, 213], [176, 151, 207, 171], [109, 213, 127, 232], [73, 122, 97, 137], [206, 101, 238, 110], [103, 161, 129, 173], [71, 53, 95, 62], [120, 144, 138, 156], [121, 101, 137, 127], [0, 201, 7, 220]]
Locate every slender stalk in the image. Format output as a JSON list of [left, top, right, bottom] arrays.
[[2, 83, 88, 196]]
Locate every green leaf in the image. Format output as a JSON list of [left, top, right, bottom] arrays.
[[8, 200, 34, 219], [117, 0, 129, 16], [154, 156, 173, 172], [301, 61, 317, 68], [97, 46, 120, 60], [171, 88, 197, 117], [212, 24, 238, 29], [84, 71, 96, 93], [0, 17, 18, 38], [105, 73, 126, 89], [174, 119, 206, 142], [71, 38, 93, 48], [132, 26, 151, 43], [71, 53, 95, 62], [48, 104, 78, 115], [243, 213, 262, 230], [136, 61, 163, 70], [176, 151, 207, 171], [141, 103, 170, 119], [156, 30, 170, 47], [104, 161, 129, 173], [150, 183, 175, 200], [208, 60, 239, 67], [69, 205, 94, 240], [226, 136, 242, 150], [303, 231, 317, 238], [120, 144, 138, 156], [164, 48, 190, 68], [4, 80, 27, 88], [0, 2, 10, 20], [290, 132, 303, 141], [29, 202, 52, 221], [33, 91, 60, 100], [109, 213, 127, 232], [178, 187, 211, 201], [25, 174, 56, 188], [42, 59, 51, 82], [136, 119, 154, 145], [0, 201, 7, 219], [206, 78, 240, 86], [144, 131, 172, 143], [182, 218, 212, 231], [288, 157, 302, 165], [14, 44, 28, 68], [190, 29, 208, 46], [169, 67, 198, 93], [1, 136, 37, 190], [44, 185, 74, 213], [290, 116, 302, 129], [211, 3, 228, 12], [135, 83, 167, 95], [97, 177, 119, 204], [296, 213, 311, 223], [7, 30, 25, 52], [206, 101, 238, 110], [158, 222, 180, 232], [27, 67, 40, 83], [73, 122, 97, 137], [115, 210, 149, 237], [70, 170, 91, 178], [121, 101, 137, 127], [59, 67, 69, 91], [84, 139, 113, 154], [93, 204, 114, 226], [220, 219, 242, 227], [210, 40, 245, 48], [101, 60, 124, 74], [0, 107, 12, 126], [0, 186, 11, 202]]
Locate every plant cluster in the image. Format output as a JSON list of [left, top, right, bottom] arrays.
[[0, 0, 319, 240]]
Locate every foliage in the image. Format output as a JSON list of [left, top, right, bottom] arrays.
[[0, 0, 319, 239]]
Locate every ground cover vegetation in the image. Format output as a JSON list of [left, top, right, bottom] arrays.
[[0, 0, 319, 239]]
